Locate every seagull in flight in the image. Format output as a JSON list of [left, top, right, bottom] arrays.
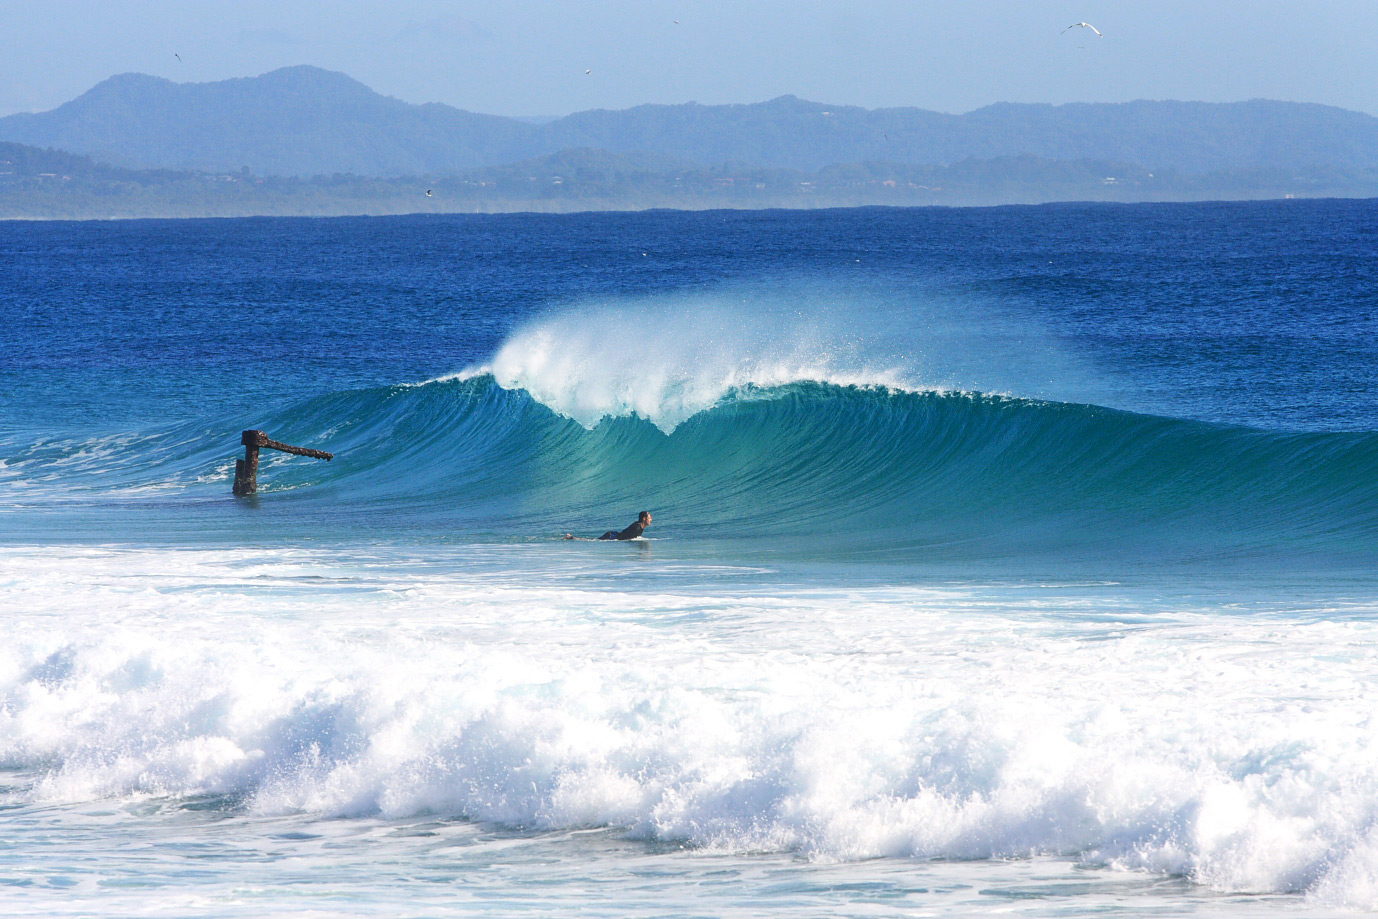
[[425, 189, 432, 197], [174, 52, 182, 61], [585, 68, 591, 74], [1061, 22, 1103, 36]]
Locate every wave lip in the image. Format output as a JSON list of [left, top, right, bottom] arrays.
[[476, 305, 914, 431]]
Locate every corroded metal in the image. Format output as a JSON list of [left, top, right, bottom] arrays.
[[232, 429, 333, 496]]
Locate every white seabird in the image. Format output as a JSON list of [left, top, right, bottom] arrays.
[[1061, 22, 1103, 36]]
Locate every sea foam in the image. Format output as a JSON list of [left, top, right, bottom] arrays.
[[5, 547, 1378, 909]]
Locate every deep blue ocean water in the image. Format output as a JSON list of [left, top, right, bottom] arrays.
[[3, 200, 1378, 917]]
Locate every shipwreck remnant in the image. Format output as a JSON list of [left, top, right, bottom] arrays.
[[232, 429, 334, 496]]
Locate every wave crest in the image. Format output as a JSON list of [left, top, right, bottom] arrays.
[[471, 303, 912, 431]]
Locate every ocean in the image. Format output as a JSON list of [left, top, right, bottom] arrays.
[[3, 200, 1377, 917]]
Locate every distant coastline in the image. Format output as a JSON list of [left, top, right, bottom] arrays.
[[3, 66, 1377, 219], [5, 142, 1374, 220]]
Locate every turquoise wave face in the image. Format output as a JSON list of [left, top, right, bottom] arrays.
[[6, 375, 1377, 568]]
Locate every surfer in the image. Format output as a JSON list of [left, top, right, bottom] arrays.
[[564, 510, 652, 541]]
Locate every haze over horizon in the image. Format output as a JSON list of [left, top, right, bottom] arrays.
[[3, 1, 1376, 120]]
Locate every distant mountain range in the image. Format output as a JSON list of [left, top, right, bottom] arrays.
[[2, 66, 1376, 217], [3, 66, 1378, 179]]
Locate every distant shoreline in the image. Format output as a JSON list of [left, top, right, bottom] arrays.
[[3, 194, 1375, 224]]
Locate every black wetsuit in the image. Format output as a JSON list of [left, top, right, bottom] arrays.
[[599, 521, 646, 540]]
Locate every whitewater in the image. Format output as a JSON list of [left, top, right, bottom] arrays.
[[3, 202, 1378, 916], [7, 543, 1378, 914]]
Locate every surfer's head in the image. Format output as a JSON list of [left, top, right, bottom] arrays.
[[638, 511, 652, 526]]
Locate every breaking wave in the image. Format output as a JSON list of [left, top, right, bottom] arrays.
[[5, 371, 1376, 565]]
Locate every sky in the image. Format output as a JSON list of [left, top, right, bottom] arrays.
[[2, 1, 1376, 118]]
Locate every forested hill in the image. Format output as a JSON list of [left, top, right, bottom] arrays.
[[2, 66, 1376, 178]]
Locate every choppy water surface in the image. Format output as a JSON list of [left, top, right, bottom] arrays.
[[3, 201, 1378, 916]]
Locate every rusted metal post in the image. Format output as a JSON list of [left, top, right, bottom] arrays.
[[232, 430, 262, 496], [232, 429, 333, 497]]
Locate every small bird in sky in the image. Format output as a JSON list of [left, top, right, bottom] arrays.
[[174, 52, 182, 61], [1061, 22, 1103, 36], [585, 68, 591, 74], [425, 189, 432, 197]]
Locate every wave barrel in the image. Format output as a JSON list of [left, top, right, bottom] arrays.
[[232, 429, 334, 497]]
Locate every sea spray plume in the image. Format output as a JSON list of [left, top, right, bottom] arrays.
[[476, 297, 909, 432], [460, 284, 1110, 431]]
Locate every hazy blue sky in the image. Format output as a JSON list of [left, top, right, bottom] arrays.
[[3, 1, 1375, 117]]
